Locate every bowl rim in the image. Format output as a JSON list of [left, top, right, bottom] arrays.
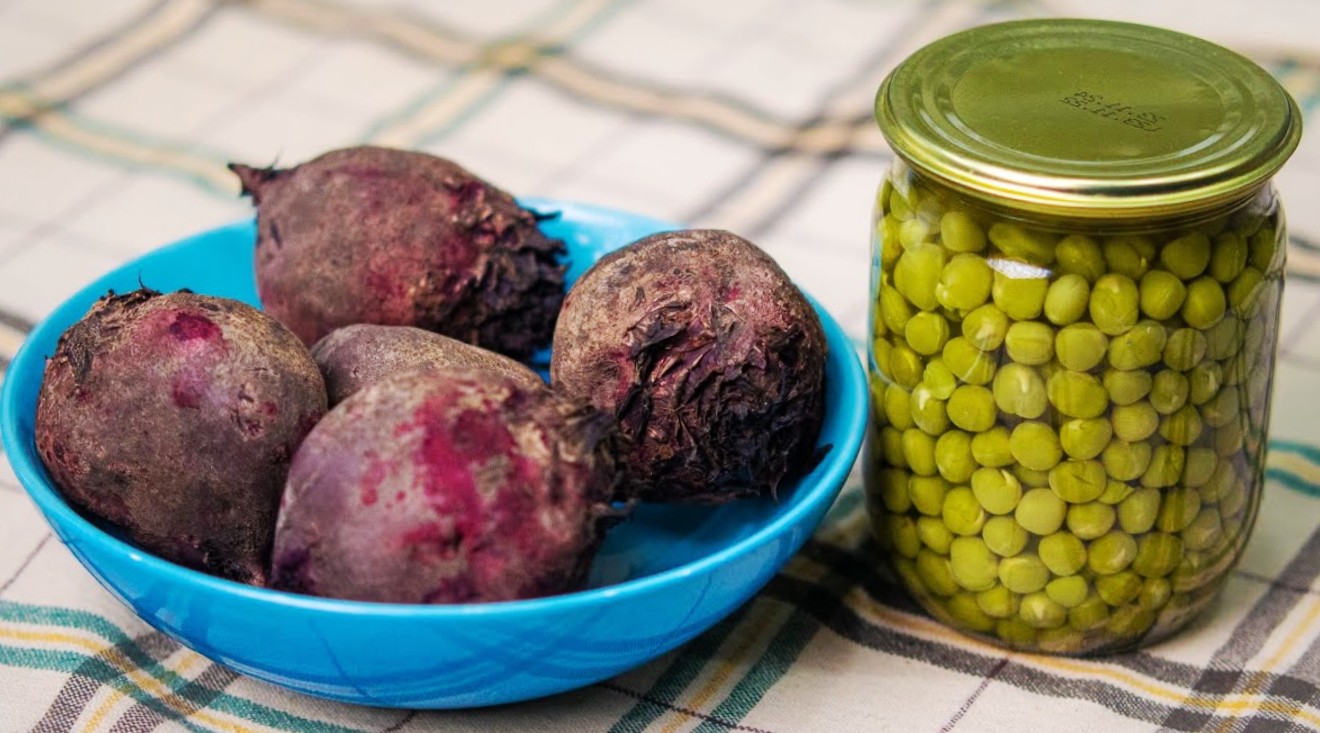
[[0, 199, 867, 619]]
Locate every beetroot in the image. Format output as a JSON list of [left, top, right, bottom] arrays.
[[269, 367, 618, 604], [311, 324, 544, 406], [229, 145, 565, 358], [34, 289, 327, 584], [550, 229, 827, 504]]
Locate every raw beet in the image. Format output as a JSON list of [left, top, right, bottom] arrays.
[[550, 229, 827, 504], [34, 289, 327, 584], [269, 367, 619, 604], [311, 324, 544, 406], [229, 145, 565, 358]]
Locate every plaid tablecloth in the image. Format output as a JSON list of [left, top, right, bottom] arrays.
[[4, 0, 1320, 730]]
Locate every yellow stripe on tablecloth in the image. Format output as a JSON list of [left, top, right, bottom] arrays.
[[0, 625, 264, 733], [80, 686, 131, 733], [781, 556, 1320, 726], [1269, 452, 1320, 489]]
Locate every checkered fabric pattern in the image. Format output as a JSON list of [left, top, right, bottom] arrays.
[[3, 0, 1320, 730]]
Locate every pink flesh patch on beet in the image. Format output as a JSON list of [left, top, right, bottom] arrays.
[[360, 450, 386, 506], [168, 313, 221, 342]]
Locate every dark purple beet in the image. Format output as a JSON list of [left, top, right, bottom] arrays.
[[34, 289, 327, 584], [550, 229, 827, 504], [310, 324, 544, 406], [269, 367, 619, 604], [229, 145, 565, 358]]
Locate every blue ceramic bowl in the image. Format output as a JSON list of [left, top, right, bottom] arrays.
[[0, 198, 866, 709]]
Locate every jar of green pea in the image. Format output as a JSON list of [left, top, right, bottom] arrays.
[[866, 19, 1302, 654]]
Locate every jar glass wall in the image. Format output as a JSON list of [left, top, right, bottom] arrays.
[[864, 159, 1285, 654]]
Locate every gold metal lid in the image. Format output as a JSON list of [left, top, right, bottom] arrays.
[[875, 19, 1303, 220]]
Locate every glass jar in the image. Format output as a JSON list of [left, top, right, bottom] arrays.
[[865, 19, 1302, 655]]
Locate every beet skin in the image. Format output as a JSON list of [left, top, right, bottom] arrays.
[[230, 146, 565, 358], [270, 367, 619, 604], [34, 289, 327, 584], [311, 324, 544, 406], [550, 229, 827, 504]]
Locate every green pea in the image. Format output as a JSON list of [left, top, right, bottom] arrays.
[[1096, 571, 1143, 606], [976, 585, 1018, 618], [997, 618, 1039, 645], [1112, 401, 1159, 443], [1141, 445, 1185, 489], [1159, 405, 1204, 446], [971, 467, 1023, 515], [905, 311, 950, 356], [899, 218, 933, 250], [992, 268, 1049, 321], [1056, 324, 1109, 372], [1098, 479, 1135, 505], [894, 243, 946, 312], [1219, 479, 1249, 521], [962, 303, 1009, 350], [1182, 447, 1218, 488], [1045, 274, 1091, 325], [1047, 370, 1109, 419], [1210, 231, 1247, 283], [1039, 532, 1087, 576], [873, 339, 893, 383], [1088, 532, 1138, 575], [1205, 316, 1242, 360], [1060, 417, 1114, 461], [999, 554, 1050, 594], [971, 426, 1014, 467], [1019, 591, 1068, 629], [935, 430, 976, 484], [1090, 273, 1140, 336], [909, 475, 950, 516], [1108, 320, 1167, 371], [1118, 487, 1162, 534], [993, 363, 1048, 419], [1150, 370, 1189, 415], [1223, 355, 1249, 386], [936, 254, 994, 311], [1188, 361, 1223, 405], [1132, 532, 1183, 578], [1140, 269, 1189, 321], [1068, 594, 1111, 631], [1104, 369, 1153, 406], [1015, 488, 1067, 535], [883, 384, 914, 430], [942, 486, 987, 536], [880, 286, 914, 334], [1104, 235, 1155, 279], [1067, 502, 1116, 540], [888, 515, 921, 558], [1102, 439, 1151, 482], [894, 557, 925, 596], [1182, 507, 1223, 551], [1182, 276, 1227, 329], [1228, 267, 1265, 317], [918, 516, 954, 554], [917, 548, 960, 596], [1013, 464, 1051, 488], [943, 337, 996, 385], [1048, 460, 1107, 503], [982, 515, 1030, 556], [903, 428, 938, 476], [909, 384, 949, 435], [1200, 385, 1241, 428], [887, 185, 914, 219], [989, 222, 1056, 264], [1163, 328, 1207, 372], [947, 385, 997, 432], [1249, 226, 1279, 271], [1056, 234, 1106, 283], [922, 359, 958, 400], [873, 466, 908, 509], [880, 426, 907, 468], [1010, 422, 1063, 472], [946, 592, 997, 633], [950, 537, 1000, 591], [1155, 487, 1202, 533], [1005, 322, 1055, 365], [940, 210, 987, 252], [1202, 458, 1236, 504], [1045, 576, 1089, 609], [1138, 577, 1172, 611], [889, 343, 924, 389], [1160, 231, 1212, 279]]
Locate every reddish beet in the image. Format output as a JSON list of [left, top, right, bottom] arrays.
[[269, 367, 618, 604], [311, 324, 544, 406], [551, 229, 827, 504], [229, 146, 565, 358], [34, 289, 327, 584]]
